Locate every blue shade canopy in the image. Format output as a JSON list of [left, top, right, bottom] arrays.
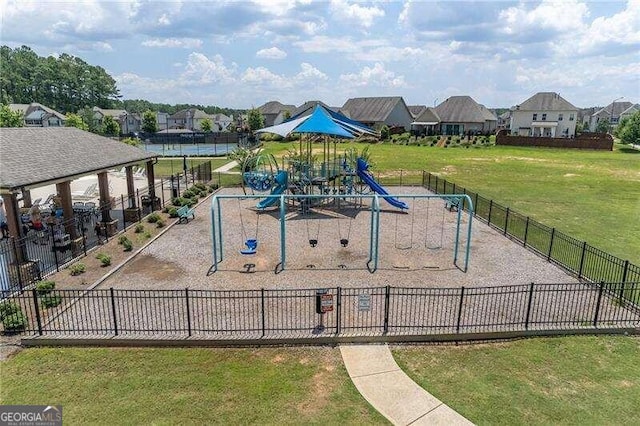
[[255, 104, 376, 138]]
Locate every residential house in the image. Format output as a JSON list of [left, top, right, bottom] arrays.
[[156, 112, 169, 131], [407, 105, 427, 119], [588, 101, 634, 132], [410, 107, 440, 135], [9, 103, 66, 127], [211, 113, 233, 131], [434, 96, 497, 135], [120, 112, 141, 135], [578, 107, 600, 130], [340, 96, 413, 130], [167, 108, 210, 131], [257, 101, 296, 127], [510, 92, 578, 137], [619, 104, 639, 122], [497, 111, 511, 130], [290, 100, 335, 119]]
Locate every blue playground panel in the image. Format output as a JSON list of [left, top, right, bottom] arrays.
[[142, 143, 238, 157]]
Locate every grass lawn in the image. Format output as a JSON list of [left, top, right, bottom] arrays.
[[140, 158, 232, 177], [261, 141, 639, 264], [0, 347, 386, 425], [393, 336, 640, 425]]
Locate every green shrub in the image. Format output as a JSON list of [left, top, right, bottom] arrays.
[[156, 219, 166, 228], [143, 231, 152, 239], [168, 207, 178, 218], [123, 239, 133, 252], [36, 280, 55, 296], [162, 207, 170, 214], [0, 301, 20, 321], [69, 262, 86, 276], [2, 311, 27, 332], [41, 294, 63, 309], [118, 235, 129, 245], [187, 199, 197, 208], [208, 183, 219, 191], [172, 197, 188, 207], [194, 182, 206, 191], [182, 189, 194, 199], [135, 224, 145, 233], [147, 212, 161, 223], [96, 253, 111, 266]]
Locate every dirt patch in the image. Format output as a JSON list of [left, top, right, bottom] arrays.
[[122, 254, 185, 281], [564, 173, 579, 177]]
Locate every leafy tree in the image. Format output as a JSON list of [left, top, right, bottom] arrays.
[[102, 115, 120, 136], [380, 125, 390, 140], [64, 113, 88, 131], [247, 108, 264, 132], [142, 110, 157, 133], [201, 118, 213, 132], [617, 111, 640, 145], [0, 104, 24, 127], [121, 137, 141, 147], [78, 107, 101, 133], [613, 116, 628, 138], [283, 110, 291, 120], [595, 118, 611, 133]]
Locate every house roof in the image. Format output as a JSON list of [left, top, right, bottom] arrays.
[[257, 101, 296, 116], [499, 111, 511, 119], [413, 107, 440, 124], [515, 92, 578, 111], [93, 107, 127, 118], [408, 105, 427, 118], [8, 104, 30, 114], [594, 101, 634, 117], [212, 113, 232, 121], [291, 101, 333, 119], [9, 103, 66, 120], [620, 104, 639, 116], [435, 96, 497, 123], [340, 96, 408, 123], [170, 108, 209, 119], [0, 127, 156, 191]]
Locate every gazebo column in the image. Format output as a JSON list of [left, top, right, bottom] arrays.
[[55, 181, 78, 242], [97, 171, 118, 236], [123, 166, 140, 223], [146, 160, 160, 211], [4, 192, 23, 240], [21, 190, 32, 208]]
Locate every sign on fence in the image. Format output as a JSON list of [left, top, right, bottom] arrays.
[[315, 289, 333, 314], [358, 294, 371, 311]]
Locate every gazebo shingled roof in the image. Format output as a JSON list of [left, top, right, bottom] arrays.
[[0, 127, 156, 192]]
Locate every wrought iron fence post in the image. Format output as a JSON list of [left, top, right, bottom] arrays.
[[619, 260, 629, 301], [400, 169, 403, 186], [524, 282, 535, 330], [383, 285, 390, 335], [50, 226, 60, 272], [593, 282, 604, 327], [160, 178, 165, 207], [474, 193, 479, 218], [81, 225, 87, 256], [185, 288, 191, 337], [121, 194, 126, 228], [456, 286, 465, 333], [452, 182, 456, 194], [110, 287, 118, 336], [504, 207, 510, 236], [435, 175, 439, 193], [547, 228, 556, 262], [523, 216, 530, 247], [11, 238, 24, 290], [136, 189, 141, 223], [336, 286, 342, 335], [578, 241, 587, 280], [261, 288, 265, 337], [32, 288, 43, 335], [488, 200, 493, 225]]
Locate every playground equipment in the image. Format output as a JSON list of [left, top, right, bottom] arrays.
[[209, 192, 473, 275]]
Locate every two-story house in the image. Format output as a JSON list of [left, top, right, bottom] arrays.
[[9, 103, 66, 127], [510, 92, 578, 138], [340, 96, 414, 131], [588, 101, 634, 132], [168, 108, 211, 131]]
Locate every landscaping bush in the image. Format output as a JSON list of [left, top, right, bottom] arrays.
[[35, 280, 55, 296], [182, 189, 195, 199], [209, 183, 219, 191], [156, 219, 166, 228], [96, 253, 112, 267], [118, 235, 129, 245], [143, 231, 152, 239], [168, 207, 178, 218], [0, 301, 20, 321], [172, 197, 188, 207], [135, 224, 145, 233], [194, 182, 206, 191], [123, 239, 133, 252], [147, 212, 161, 223], [40, 294, 63, 309], [2, 311, 27, 332], [69, 262, 86, 276]]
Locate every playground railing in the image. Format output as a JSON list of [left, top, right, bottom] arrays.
[[422, 172, 640, 305], [2, 282, 638, 338]]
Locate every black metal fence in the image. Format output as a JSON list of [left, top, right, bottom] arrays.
[[0, 164, 213, 293], [2, 283, 638, 338], [422, 172, 640, 304]]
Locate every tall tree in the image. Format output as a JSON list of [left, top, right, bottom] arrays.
[[64, 112, 88, 131], [142, 110, 158, 133], [617, 111, 640, 145], [596, 118, 611, 133], [201, 117, 213, 132], [102, 115, 120, 136], [0, 104, 24, 127], [247, 108, 264, 132]]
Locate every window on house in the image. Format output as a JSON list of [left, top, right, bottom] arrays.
[[558, 113, 563, 121], [533, 113, 538, 121], [542, 113, 547, 121], [569, 113, 575, 121]]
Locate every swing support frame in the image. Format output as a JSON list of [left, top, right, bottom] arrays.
[[209, 193, 473, 274]]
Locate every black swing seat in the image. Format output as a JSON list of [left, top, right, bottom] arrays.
[[340, 238, 349, 247], [309, 239, 318, 247]]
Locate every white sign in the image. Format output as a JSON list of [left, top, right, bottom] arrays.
[[358, 294, 371, 311]]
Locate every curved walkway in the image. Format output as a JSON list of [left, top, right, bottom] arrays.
[[340, 344, 473, 425]]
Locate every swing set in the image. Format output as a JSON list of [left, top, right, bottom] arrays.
[[209, 192, 474, 275]]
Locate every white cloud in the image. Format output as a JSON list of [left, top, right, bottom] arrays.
[[181, 53, 237, 84], [142, 38, 203, 49], [330, 0, 385, 28], [256, 46, 288, 59], [499, 0, 589, 35], [295, 62, 327, 81], [339, 63, 406, 88]]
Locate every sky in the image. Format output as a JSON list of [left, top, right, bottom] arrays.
[[1, 0, 639, 109]]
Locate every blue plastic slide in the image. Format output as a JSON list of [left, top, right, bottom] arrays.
[[257, 171, 288, 209], [356, 158, 408, 210]]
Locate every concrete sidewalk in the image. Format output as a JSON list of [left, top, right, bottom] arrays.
[[213, 160, 238, 173], [340, 344, 473, 425]]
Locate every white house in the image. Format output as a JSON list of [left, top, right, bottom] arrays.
[[9, 103, 66, 127], [588, 101, 635, 132], [212, 113, 233, 131], [510, 92, 578, 137]]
